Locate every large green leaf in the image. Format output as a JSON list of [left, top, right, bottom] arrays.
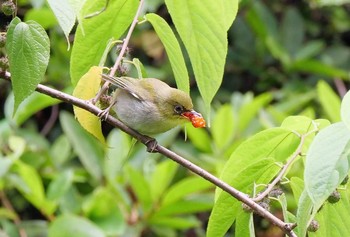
[[216, 127, 297, 198], [152, 199, 212, 217], [126, 165, 152, 210], [207, 159, 279, 237], [162, 176, 212, 206], [70, 0, 138, 85], [148, 216, 200, 230], [295, 190, 314, 237], [165, 0, 238, 112], [211, 104, 234, 149], [103, 130, 131, 182], [146, 13, 189, 94], [304, 122, 350, 209], [47, 170, 74, 201], [317, 80, 341, 123], [13, 161, 56, 215], [309, 188, 350, 237], [47, 0, 84, 48], [83, 188, 125, 235], [150, 160, 178, 202], [6, 17, 50, 112], [59, 112, 104, 181], [281, 7, 304, 58], [290, 59, 349, 79], [48, 214, 105, 237]]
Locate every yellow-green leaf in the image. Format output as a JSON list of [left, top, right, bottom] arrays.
[[73, 66, 105, 143]]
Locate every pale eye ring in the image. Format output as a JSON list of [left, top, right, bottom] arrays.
[[174, 104, 184, 114]]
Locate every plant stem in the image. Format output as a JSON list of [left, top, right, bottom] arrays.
[[93, 0, 145, 104], [0, 191, 27, 237]]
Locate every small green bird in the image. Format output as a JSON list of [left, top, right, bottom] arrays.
[[101, 74, 205, 135]]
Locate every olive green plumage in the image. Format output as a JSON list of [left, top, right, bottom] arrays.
[[102, 75, 195, 135]]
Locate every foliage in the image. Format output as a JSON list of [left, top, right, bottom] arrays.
[[1, 0, 350, 237]]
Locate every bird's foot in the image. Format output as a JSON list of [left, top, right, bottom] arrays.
[[145, 137, 158, 153], [98, 108, 111, 121]]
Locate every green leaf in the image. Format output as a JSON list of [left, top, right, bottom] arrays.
[[211, 104, 235, 149], [314, 0, 350, 6], [24, 7, 58, 30], [148, 216, 199, 229], [246, 1, 290, 66], [48, 214, 105, 237], [50, 135, 72, 167], [290, 59, 349, 79], [304, 122, 350, 209], [126, 165, 152, 209], [47, 170, 74, 201], [162, 176, 212, 206], [237, 92, 273, 132], [310, 188, 350, 237], [153, 199, 212, 217], [0, 208, 17, 220], [150, 160, 178, 202], [60, 112, 104, 181], [185, 124, 212, 153], [146, 13, 189, 94], [5, 92, 60, 126], [281, 7, 304, 58], [165, 0, 236, 112], [341, 89, 350, 130], [47, 0, 84, 48], [208, 127, 301, 236], [70, 0, 138, 85], [6, 17, 50, 112], [295, 41, 325, 61], [104, 130, 131, 182], [317, 80, 341, 123], [290, 177, 304, 204], [13, 161, 56, 215], [207, 159, 279, 237], [235, 209, 254, 237], [281, 116, 330, 134], [216, 128, 296, 198], [295, 190, 314, 237], [83, 188, 125, 235], [73, 66, 105, 143], [221, 0, 239, 30]]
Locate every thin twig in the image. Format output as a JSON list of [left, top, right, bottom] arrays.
[[334, 78, 347, 98], [253, 128, 318, 202], [40, 104, 59, 136], [0, 191, 27, 237], [253, 134, 305, 202], [1, 71, 297, 237], [92, 0, 145, 104]]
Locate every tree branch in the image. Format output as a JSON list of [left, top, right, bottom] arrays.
[[1, 70, 297, 236]]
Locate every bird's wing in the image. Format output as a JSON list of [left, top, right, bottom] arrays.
[[101, 74, 144, 101]]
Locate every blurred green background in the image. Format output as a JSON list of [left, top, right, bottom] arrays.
[[0, 0, 349, 236]]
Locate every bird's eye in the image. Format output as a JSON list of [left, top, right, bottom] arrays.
[[174, 104, 184, 114]]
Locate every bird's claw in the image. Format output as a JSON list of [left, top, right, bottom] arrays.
[[145, 137, 158, 153], [98, 108, 110, 121]]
